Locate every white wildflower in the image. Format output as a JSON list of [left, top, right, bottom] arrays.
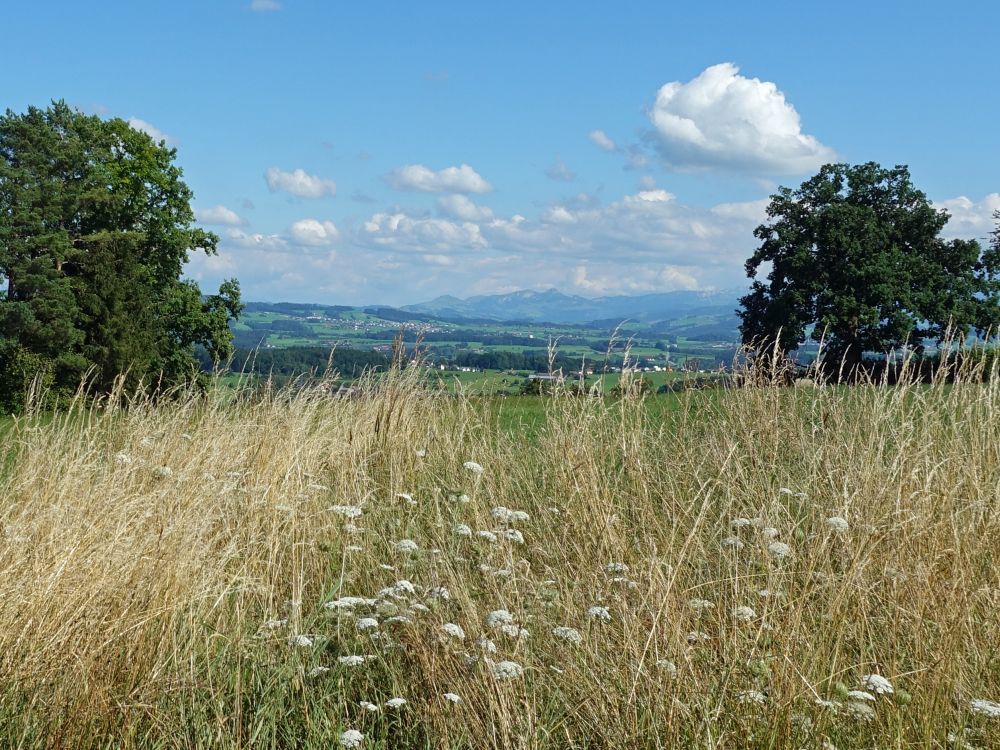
[[454, 523, 473, 537], [394, 539, 418, 554], [845, 700, 876, 721], [551, 626, 583, 644], [491, 506, 513, 522], [767, 541, 792, 559], [339, 729, 364, 748], [344, 523, 365, 535], [733, 606, 757, 621], [337, 655, 369, 667], [485, 610, 515, 628], [384, 615, 411, 625], [586, 606, 611, 621], [738, 690, 767, 705], [493, 568, 513, 578], [385, 697, 406, 709], [153, 465, 173, 479], [463, 461, 484, 475], [261, 618, 287, 629], [502, 529, 525, 544], [409, 602, 430, 614], [442, 623, 466, 639], [114, 451, 133, 465], [492, 660, 523, 681], [731, 517, 752, 528], [329, 505, 364, 518], [722, 536, 745, 549], [308, 666, 330, 677], [511, 510, 530, 522], [443, 692, 462, 704], [346, 545, 362, 553], [500, 624, 529, 639], [847, 690, 876, 702], [779, 487, 794, 495], [814, 698, 841, 710], [288, 634, 313, 648], [356, 617, 379, 631], [457, 493, 471, 503], [324, 596, 375, 611], [396, 492, 415, 504], [862, 673, 894, 695], [476, 530, 498, 542], [688, 598, 715, 612], [475, 637, 497, 653], [826, 516, 850, 533], [358, 701, 380, 712], [761, 527, 780, 539], [656, 659, 678, 677], [687, 630, 711, 643], [970, 698, 1000, 718], [428, 586, 451, 600]]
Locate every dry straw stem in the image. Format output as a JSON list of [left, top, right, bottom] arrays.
[[0, 353, 999, 748]]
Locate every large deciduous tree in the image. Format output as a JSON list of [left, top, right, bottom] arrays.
[[0, 101, 241, 411], [739, 162, 1000, 376]]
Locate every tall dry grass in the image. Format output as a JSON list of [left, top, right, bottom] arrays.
[[1, 360, 999, 748]]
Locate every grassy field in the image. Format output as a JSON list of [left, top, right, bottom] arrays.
[[1, 365, 999, 748]]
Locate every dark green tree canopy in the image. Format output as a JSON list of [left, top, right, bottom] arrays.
[[0, 101, 242, 410], [739, 162, 1000, 373]]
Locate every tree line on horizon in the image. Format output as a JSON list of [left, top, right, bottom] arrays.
[[2, 102, 999, 412]]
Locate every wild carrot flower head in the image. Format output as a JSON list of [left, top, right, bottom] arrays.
[[862, 674, 893, 695], [338, 655, 369, 666], [767, 541, 792, 559], [329, 505, 363, 518], [492, 660, 523, 681], [394, 539, 418, 554], [586, 606, 611, 621], [826, 516, 850, 532], [356, 617, 379, 631], [970, 698, 1000, 718], [339, 729, 364, 748], [733, 605, 756, 621], [385, 697, 406, 708], [443, 692, 462, 704], [606, 562, 629, 575], [486, 609, 515, 628], [464, 461, 484, 475], [454, 523, 472, 537], [358, 701, 379, 712], [442, 623, 466, 639], [688, 598, 714, 611], [551, 626, 583, 644], [288, 634, 313, 648]]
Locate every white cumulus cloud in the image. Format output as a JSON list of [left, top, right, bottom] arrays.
[[589, 129, 617, 152], [127, 117, 174, 145], [544, 158, 576, 182], [265, 167, 337, 198], [360, 212, 487, 252], [387, 163, 492, 194], [195, 205, 245, 226], [290, 219, 340, 246], [438, 194, 494, 221], [938, 193, 1000, 239], [649, 62, 835, 174]]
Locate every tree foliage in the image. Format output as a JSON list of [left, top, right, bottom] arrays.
[[739, 162, 1000, 375], [0, 101, 242, 411]]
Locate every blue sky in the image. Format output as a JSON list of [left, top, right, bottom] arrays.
[[4, 0, 998, 304]]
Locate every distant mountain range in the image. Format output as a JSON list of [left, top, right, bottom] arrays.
[[401, 288, 743, 327]]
